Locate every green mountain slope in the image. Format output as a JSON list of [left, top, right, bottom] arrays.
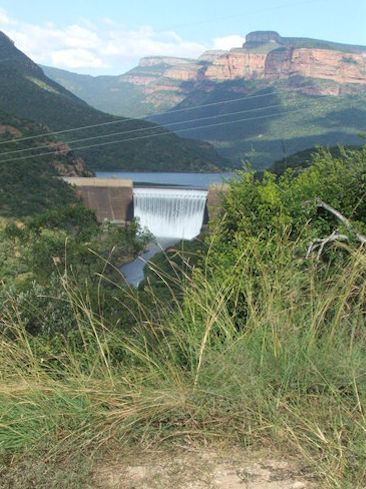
[[0, 32, 227, 171], [150, 79, 366, 170], [41, 65, 161, 118], [271, 144, 366, 174]]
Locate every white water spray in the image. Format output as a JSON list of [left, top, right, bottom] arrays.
[[133, 187, 207, 240]]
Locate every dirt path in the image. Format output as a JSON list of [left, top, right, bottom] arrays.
[[95, 447, 315, 489]]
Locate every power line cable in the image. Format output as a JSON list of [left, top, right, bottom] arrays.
[[0, 86, 311, 147], [0, 101, 299, 158], [0, 106, 308, 164]]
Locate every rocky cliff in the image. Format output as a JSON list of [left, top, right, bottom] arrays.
[[44, 31, 366, 121], [265, 48, 366, 85], [118, 31, 366, 99], [205, 50, 268, 80]]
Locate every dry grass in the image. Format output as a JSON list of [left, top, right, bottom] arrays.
[[1, 240, 366, 488]]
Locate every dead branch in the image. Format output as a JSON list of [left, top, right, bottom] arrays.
[[306, 200, 366, 260], [316, 199, 366, 245], [306, 231, 349, 260]]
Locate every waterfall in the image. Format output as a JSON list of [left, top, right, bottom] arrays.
[[133, 187, 208, 240]]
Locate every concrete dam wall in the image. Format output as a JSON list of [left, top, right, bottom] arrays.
[[64, 177, 134, 223], [64, 178, 227, 234]]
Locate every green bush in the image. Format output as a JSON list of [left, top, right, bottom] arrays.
[[1, 147, 366, 488]]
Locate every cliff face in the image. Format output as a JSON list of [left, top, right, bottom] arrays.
[[202, 44, 366, 86], [165, 63, 205, 81], [119, 32, 366, 100], [43, 31, 366, 121], [205, 50, 268, 80], [265, 48, 366, 84]]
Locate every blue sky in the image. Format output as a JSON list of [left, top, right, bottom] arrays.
[[0, 0, 365, 74]]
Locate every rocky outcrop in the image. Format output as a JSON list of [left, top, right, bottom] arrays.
[[165, 62, 205, 81], [48, 141, 92, 176], [205, 49, 267, 80], [245, 31, 281, 48], [265, 48, 366, 85], [0, 124, 22, 137], [120, 33, 366, 95], [121, 73, 159, 85]]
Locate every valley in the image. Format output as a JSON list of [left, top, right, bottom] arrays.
[[43, 30, 366, 168], [0, 10, 366, 489]]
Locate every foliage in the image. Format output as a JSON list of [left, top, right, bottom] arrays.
[[1, 148, 366, 487], [271, 143, 365, 174], [0, 110, 85, 217], [213, 146, 366, 248], [0, 204, 150, 337], [152, 80, 366, 169], [1, 232, 366, 487]]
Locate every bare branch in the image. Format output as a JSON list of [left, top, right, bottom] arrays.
[[306, 231, 349, 260], [316, 199, 366, 245]]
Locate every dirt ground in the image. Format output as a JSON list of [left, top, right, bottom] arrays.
[[95, 447, 315, 489]]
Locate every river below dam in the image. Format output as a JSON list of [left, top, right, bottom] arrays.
[[96, 172, 233, 286]]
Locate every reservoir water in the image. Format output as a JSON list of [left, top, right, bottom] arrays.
[[96, 171, 233, 189]]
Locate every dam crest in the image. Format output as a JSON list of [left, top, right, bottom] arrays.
[[63, 177, 226, 238]]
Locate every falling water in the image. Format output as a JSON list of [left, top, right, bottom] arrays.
[[133, 187, 208, 240]]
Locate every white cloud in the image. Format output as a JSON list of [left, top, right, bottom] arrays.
[[50, 49, 106, 69], [0, 9, 13, 26], [0, 9, 207, 73], [0, 8, 244, 74], [0, 19, 105, 69], [104, 26, 205, 60], [63, 25, 102, 50], [213, 35, 246, 50]]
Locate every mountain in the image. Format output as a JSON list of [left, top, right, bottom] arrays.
[[271, 144, 366, 174], [0, 31, 227, 171], [43, 31, 366, 169]]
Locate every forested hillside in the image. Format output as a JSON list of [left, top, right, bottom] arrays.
[[0, 110, 90, 217], [150, 79, 366, 169], [0, 31, 227, 171]]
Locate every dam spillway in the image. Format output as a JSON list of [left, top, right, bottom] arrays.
[[133, 187, 208, 240]]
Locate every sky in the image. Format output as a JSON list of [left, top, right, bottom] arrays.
[[0, 0, 365, 75]]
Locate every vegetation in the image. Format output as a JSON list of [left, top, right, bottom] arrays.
[[0, 109, 90, 217], [42, 64, 176, 118], [271, 143, 365, 174], [41, 29, 366, 171], [151, 79, 366, 169], [0, 203, 150, 337], [1, 147, 366, 487], [0, 32, 227, 171]]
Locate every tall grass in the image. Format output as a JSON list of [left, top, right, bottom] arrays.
[[1, 238, 366, 488]]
